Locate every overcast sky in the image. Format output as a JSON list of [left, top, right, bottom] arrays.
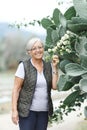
[[0, 0, 59, 23], [0, 0, 73, 23], [0, 0, 72, 33]]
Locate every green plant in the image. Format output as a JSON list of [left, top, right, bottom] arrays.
[[43, 0, 87, 122]]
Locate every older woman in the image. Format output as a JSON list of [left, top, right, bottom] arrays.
[[12, 37, 59, 130]]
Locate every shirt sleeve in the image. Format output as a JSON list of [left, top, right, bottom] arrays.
[[15, 62, 25, 79]]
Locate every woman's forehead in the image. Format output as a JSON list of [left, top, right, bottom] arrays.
[[32, 41, 43, 47], [26, 38, 44, 51]]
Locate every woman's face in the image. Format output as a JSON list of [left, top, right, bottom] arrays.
[[29, 41, 44, 60]]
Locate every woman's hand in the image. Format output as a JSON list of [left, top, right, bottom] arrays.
[[12, 110, 19, 125], [52, 55, 59, 89], [52, 55, 59, 67], [12, 76, 24, 125]]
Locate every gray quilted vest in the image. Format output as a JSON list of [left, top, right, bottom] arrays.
[[17, 59, 53, 117]]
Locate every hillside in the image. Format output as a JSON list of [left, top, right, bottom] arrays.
[[0, 22, 46, 41]]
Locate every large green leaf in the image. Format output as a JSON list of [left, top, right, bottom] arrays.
[[63, 90, 80, 106], [64, 6, 76, 20], [81, 73, 87, 79], [53, 8, 60, 26], [41, 18, 53, 29], [59, 13, 67, 28], [65, 63, 87, 76], [58, 26, 66, 38], [79, 78, 87, 92], [71, 76, 81, 84], [46, 27, 53, 45], [58, 75, 74, 91], [80, 54, 87, 69], [51, 30, 59, 44], [71, 17, 87, 24], [75, 36, 87, 55], [63, 52, 80, 63], [59, 59, 72, 73], [67, 23, 87, 33], [84, 43, 87, 51]]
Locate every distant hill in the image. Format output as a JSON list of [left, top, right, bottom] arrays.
[[0, 22, 46, 71], [0, 22, 46, 42]]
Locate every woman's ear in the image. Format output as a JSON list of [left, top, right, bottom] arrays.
[[26, 50, 30, 55], [28, 50, 32, 57]]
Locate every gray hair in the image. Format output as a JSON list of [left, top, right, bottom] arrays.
[[26, 37, 44, 51]]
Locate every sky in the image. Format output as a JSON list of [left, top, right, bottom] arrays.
[[0, 0, 72, 33], [0, 0, 58, 23], [0, 0, 73, 23]]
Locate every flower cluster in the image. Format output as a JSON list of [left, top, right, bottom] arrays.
[[48, 30, 77, 56]]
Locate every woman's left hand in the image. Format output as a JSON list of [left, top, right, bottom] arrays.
[[52, 55, 59, 67], [52, 55, 59, 90]]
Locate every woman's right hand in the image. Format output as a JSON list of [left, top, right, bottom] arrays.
[[12, 110, 19, 125], [12, 77, 24, 125]]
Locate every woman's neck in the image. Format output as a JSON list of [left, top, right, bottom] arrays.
[[31, 58, 43, 73], [31, 58, 43, 65]]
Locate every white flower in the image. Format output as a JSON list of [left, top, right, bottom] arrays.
[[54, 46, 58, 50], [60, 40, 63, 45], [61, 34, 69, 41], [66, 30, 71, 35], [48, 48, 52, 52], [52, 48, 56, 53], [57, 42, 62, 47], [66, 30, 77, 37], [61, 36, 66, 41], [63, 40, 70, 45], [57, 42, 60, 47], [61, 46, 65, 50], [64, 34, 70, 39], [66, 48, 71, 53]]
